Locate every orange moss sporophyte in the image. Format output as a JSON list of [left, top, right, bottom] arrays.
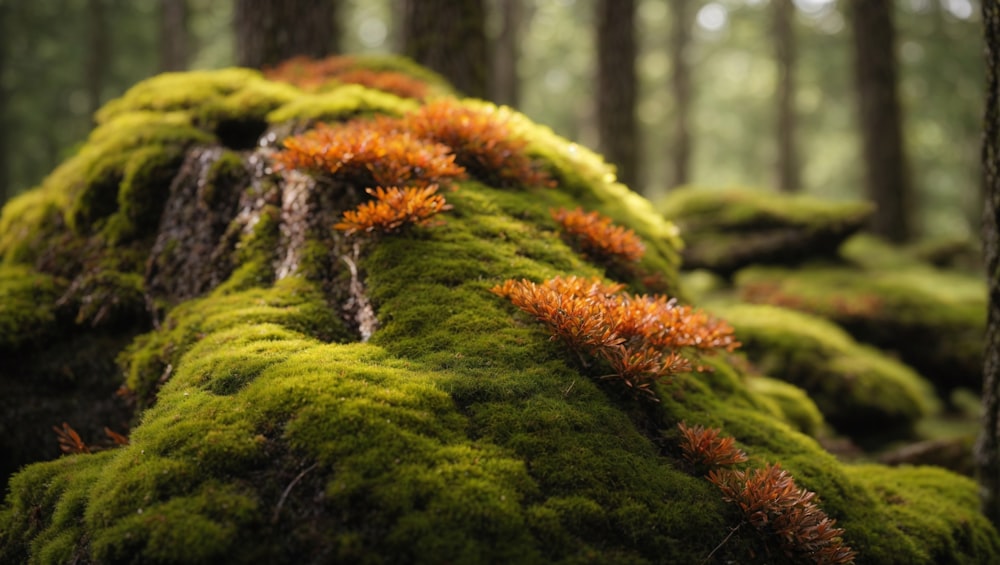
[[551, 207, 646, 263], [677, 421, 748, 468], [709, 464, 856, 565], [675, 423, 855, 564], [402, 99, 555, 188], [271, 118, 467, 189], [334, 185, 452, 236], [491, 276, 739, 398], [264, 55, 432, 99]]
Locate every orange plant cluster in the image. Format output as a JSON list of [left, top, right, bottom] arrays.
[[272, 119, 466, 190], [334, 185, 452, 236], [264, 55, 431, 99], [677, 421, 749, 468], [400, 100, 554, 188], [274, 98, 558, 236], [491, 276, 739, 398], [551, 207, 646, 263], [709, 464, 856, 564], [676, 422, 855, 564], [53, 422, 129, 455]]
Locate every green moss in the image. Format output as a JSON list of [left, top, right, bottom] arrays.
[[96, 69, 300, 128], [709, 303, 939, 441], [847, 464, 1000, 563], [734, 263, 986, 396], [1, 65, 997, 565], [745, 375, 825, 437], [658, 187, 872, 275], [267, 84, 420, 125], [0, 265, 66, 350]]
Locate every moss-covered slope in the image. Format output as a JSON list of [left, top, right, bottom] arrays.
[[734, 254, 986, 399], [1, 62, 997, 564], [658, 187, 872, 276]]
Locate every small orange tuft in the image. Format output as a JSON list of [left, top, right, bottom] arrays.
[[335, 185, 452, 236], [551, 207, 646, 263]]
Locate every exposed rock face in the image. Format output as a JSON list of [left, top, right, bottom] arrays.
[[0, 59, 996, 564]]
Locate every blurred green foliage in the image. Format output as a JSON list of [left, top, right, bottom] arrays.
[[0, 0, 984, 239]]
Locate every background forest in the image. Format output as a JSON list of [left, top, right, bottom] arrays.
[[0, 0, 985, 242]]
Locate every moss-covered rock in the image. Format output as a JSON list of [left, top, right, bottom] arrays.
[[1, 63, 996, 564], [708, 303, 940, 442], [734, 256, 986, 399], [659, 187, 872, 276]]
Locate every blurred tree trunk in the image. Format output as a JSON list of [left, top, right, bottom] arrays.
[[234, 0, 339, 69], [847, 0, 913, 242], [86, 0, 108, 122], [670, 0, 693, 189], [159, 0, 189, 72], [402, 0, 489, 99], [0, 0, 8, 207], [491, 0, 522, 108], [774, 0, 800, 193], [976, 0, 1000, 529], [596, 0, 639, 190]]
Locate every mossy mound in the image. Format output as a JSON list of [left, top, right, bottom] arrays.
[[734, 255, 986, 399], [709, 303, 940, 442], [659, 187, 872, 276], [1, 65, 997, 564]]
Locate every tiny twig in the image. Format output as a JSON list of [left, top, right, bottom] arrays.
[[271, 462, 318, 524], [701, 522, 742, 565], [562, 380, 576, 397]]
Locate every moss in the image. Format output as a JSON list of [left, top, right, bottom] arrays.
[[708, 303, 939, 442], [0, 265, 66, 350], [266, 84, 420, 125], [846, 464, 1000, 563], [734, 263, 986, 397], [96, 69, 300, 129], [1, 65, 997, 565], [658, 187, 872, 275], [745, 375, 825, 437]]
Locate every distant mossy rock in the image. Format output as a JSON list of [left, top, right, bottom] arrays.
[[734, 248, 986, 399], [2, 64, 998, 564], [659, 187, 873, 276], [710, 303, 940, 442]]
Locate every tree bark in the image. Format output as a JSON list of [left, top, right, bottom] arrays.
[[401, 0, 489, 99], [596, 0, 639, 190], [847, 0, 913, 242], [976, 0, 1000, 529], [159, 0, 190, 72], [0, 0, 8, 206], [234, 0, 339, 69], [670, 0, 693, 189], [491, 0, 522, 108], [86, 0, 109, 122], [774, 0, 800, 193]]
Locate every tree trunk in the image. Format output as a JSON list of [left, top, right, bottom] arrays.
[[847, 0, 913, 242], [774, 0, 800, 193], [234, 0, 339, 69], [86, 0, 109, 122], [0, 0, 8, 206], [401, 0, 489, 99], [976, 0, 1000, 529], [670, 0, 693, 189], [491, 0, 522, 108], [159, 0, 190, 72], [596, 0, 639, 190]]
